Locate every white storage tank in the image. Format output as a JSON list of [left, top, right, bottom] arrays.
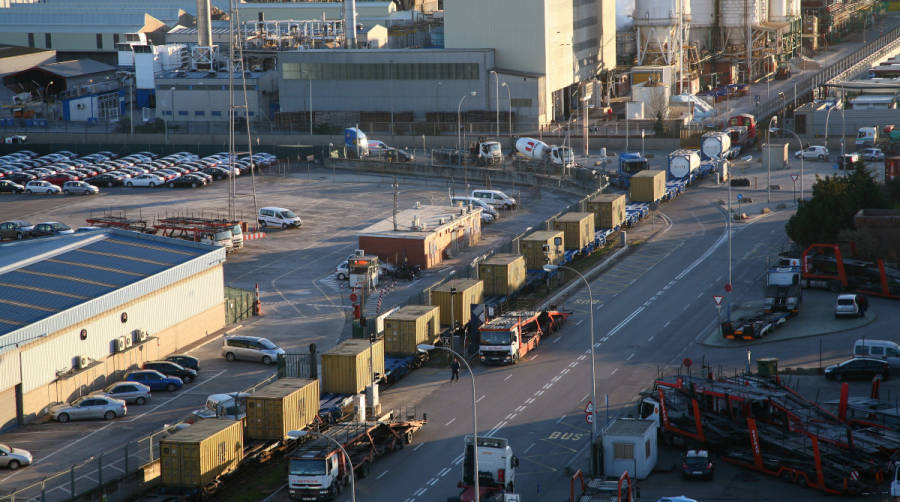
[[633, 0, 690, 63], [769, 0, 789, 21], [701, 131, 732, 159], [667, 149, 701, 179], [720, 0, 764, 43]]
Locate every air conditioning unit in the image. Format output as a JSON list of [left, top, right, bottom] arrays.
[[115, 337, 127, 352], [124, 336, 134, 348], [355, 249, 364, 257], [134, 330, 150, 343], [75, 355, 89, 369]]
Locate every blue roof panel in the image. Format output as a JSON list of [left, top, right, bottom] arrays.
[[28, 261, 138, 288], [2, 271, 115, 299], [62, 251, 168, 276], [87, 240, 196, 265], [0, 286, 82, 314]]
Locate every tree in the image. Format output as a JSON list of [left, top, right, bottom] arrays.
[[785, 163, 889, 247]]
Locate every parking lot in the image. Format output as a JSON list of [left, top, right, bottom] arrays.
[[0, 150, 583, 497]]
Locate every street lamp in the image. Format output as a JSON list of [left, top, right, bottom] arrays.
[[490, 70, 500, 136], [458, 91, 477, 154], [542, 264, 598, 474], [286, 430, 355, 502], [501, 82, 511, 135], [417, 344, 479, 502], [767, 116, 777, 204], [775, 126, 805, 201]]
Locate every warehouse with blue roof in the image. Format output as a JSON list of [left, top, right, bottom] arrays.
[[0, 228, 226, 429]]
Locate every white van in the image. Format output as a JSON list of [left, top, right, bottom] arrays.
[[258, 207, 302, 229], [853, 339, 900, 368], [471, 189, 517, 210], [450, 196, 499, 218]]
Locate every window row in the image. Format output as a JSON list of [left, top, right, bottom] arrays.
[[283, 62, 480, 81]]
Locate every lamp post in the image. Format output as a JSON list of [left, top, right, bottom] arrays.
[[490, 70, 500, 136], [502, 82, 511, 135], [417, 344, 479, 502], [286, 430, 355, 502], [542, 264, 598, 475], [767, 116, 777, 204], [776, 126, 805, 201], [458, 91, 477, 154], [824, 103, 836, 148], [44, 80, 54, 119]]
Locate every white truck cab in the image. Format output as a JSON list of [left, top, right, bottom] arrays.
[[460, 435, 519, 497], [200, 229, 234, 252]]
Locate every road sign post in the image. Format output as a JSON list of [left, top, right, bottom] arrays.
[[791, 174, 799, 204], [736, 193, 743, 220], [585, 401, 594, 424]]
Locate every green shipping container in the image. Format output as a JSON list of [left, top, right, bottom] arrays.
[[478, 254, 526, 296], [552, 212, 595, 250], [629, 170, 666, 202], [160, 419, 243, 489], [430, 279, 484, 326], [519, 230, 565, 270], [246, 378, 319, 441], [384, 305, 440, 355], [322, 338, 386, 395], [586, 193, 626, 229]]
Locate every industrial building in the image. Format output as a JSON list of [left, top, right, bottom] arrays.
[[357, 205, 482, 269], [155, 69, 278, 122], [0, 229, 226, 430]]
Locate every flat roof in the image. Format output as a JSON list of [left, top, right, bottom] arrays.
[[431, 278, 481, 292], [481, 253, 523, 266], [38, 58, 116, 78], [0, 44, 54, 59], [387, 304, 438, 320], [0, 228, 223, 342], [358, 205, 480, 238], [603, 419, 656, 436], [521, 230, 563, 241], [324, 338, 378, 355], [556, 212, 592, 222]]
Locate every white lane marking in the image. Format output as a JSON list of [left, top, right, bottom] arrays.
[[122, 369, 228, 422], [675, 226, 728, 281], [107, 463, 124, 473], [560, 368, 570, 375], [453, 453, 464, 464], [626, 353, 635, 361], [438, 467, 452, 477], [515, 406, 526, 412], [578, 355, 587, 361], [427, 477, 439, 486], [376, 470, 389, 479], [523, 442, 535, 454], [648, 334, 656, 342], [552, 337, 562, 344], [695, 292, 703, 298], [556, 415, 566, 424], [551, 375, 561, 383], [569, 361, 578, 368], [486, 421, 508, 437], [525, 398, 535, 404], [413, 443, 424, 451], [683, 304, 690, 311], [657, 290, 664, 296], [476, 395, 485, 403], [454, 456, 464, 465], [444, 418, 456, 426], [508, 413, 518, 420], [528, 354, 539, 361], [575, 320, 584, 326], [414, 488, 427, 497], [581, 393, 590, 402], [504, 374, 512, 381], [535, 390, 544, 396], [610, 368, 619, 376], [607, 306, 645, 337]]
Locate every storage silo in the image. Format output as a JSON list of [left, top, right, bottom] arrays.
[[633, 0, 689, 66]]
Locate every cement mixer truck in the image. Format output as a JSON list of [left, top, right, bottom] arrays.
[[515, 137, 575, 168]]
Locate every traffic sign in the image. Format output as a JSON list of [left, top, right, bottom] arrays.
[[833, 163, 839, 170], [585, 412, 593, 424], [725, 283, 733, 292], [683, 358, 693, 368], [791, 174, 799, 182], [585, 401, 594, 414], [736, 193, 743, 201], [713, 295, 724, 306], [349, 293, 358, 302], [850, 470, 859, 481], [584, 401, 594, 424]]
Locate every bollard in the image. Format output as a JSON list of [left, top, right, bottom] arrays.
[[41, 478, 46, 502], [70, 465, 75, 496]]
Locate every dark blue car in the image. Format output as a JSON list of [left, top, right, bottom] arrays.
[[125, 370, 183, 392]]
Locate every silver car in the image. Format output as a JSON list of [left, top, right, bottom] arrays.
[[93, 381, 151, 405], [62, 180, 99, 195], [0, 443, 32, 470], [50, 395, 127, 422], [221, 335, 284, 364]]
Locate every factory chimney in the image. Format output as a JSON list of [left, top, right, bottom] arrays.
[[196, 0, 212, 47], [344, 0, 357, 48]]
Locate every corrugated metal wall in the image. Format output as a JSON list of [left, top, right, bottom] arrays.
[[16, 264, 223, 394]]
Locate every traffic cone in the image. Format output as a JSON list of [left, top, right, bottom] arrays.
[[253, 283, 262, 316]]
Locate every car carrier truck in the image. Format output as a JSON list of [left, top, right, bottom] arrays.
[[477, 310, 570, 365]]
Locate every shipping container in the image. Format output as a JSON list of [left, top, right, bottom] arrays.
[[762, 143, 789, 171], [246, 378, 319, 441], [587, 193, 626, 230], [322, 338, 385, 395], [552, 212, 595, 250], [430, 279, 484, 326], [383, 305, 440, 355], [478, 254, 527, 297], [160, 419, 243, 489], [519, 230, 565, 270], [629, 170, 666, 202]]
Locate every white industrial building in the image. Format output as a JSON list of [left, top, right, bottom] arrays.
[[0, 229, 226, 430], [601, 418, 658, 480]]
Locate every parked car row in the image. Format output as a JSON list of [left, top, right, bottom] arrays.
[[0, 220, 78, 240], [0, 149, 278, 194], [792, 146, 885, 163]]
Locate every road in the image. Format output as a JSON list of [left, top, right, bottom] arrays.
[[267, 156, 899, 502]]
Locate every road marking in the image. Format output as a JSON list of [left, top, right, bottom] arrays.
[[552, 337, 562, 344], [626, 353, 635, 361], [683, 304, 690, 311], [551, 375, 561, 383], [438, 467, 452, 477], [607, 306, 645, 338], [556, 415, 567, 424], [454, 456, 464, 465], [503, 374, 512, 381], [515, 406, 526, 412], [123, 369, 228, 422], [695, 292, 703, 298], [575, 320, 583, 326], [525, 397, 535, 404], [648, 335, 656, 343], [581, 393, 590, 402], [524, 442, 535, 454], [610, 368, 619, 376], [486, 420, 508, 437], [476, 395, 485, 403], [656, 290, 664, 296], [577, 355, 587, 361], [376, 470, 389, 479], [508, 413, 518, 420], [675, 226, 728, 281], [413, 443, 424, 451], [414, 488, 427, 496], [528, 354, 539, 361], [427, 477, 439, 486], [560, 368, 570, 375], [453, 453, 464, 464], [569, 361, 578, 368], [444, 418, 456, 426], [535, 390, 544, 396], [543, 383, 553, 390], [107, 463, 124, 473]]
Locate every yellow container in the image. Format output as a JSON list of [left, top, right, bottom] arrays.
[[587, 193, 626, 229], [160, 419, 243, 488], [629, 170, 666, 202], [552, 212, 595, 250], [321, 338, 385, 395], [246, 378, 319, 441], [478, 254, 526, 297], [430, 278, 484, 326], [384, 305, 440, 355], [519, 230, 565, 270]]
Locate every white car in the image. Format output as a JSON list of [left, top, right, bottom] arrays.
[[126, 173, 165, 188], [0, 443, 32, 470], [472, 189, 517, 210], [336, 260, 349, 280], [861, 148, 885, 161], [258, 206, 301, 229], [794, 145, 829, 160], [24, 180, 60, 194]]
